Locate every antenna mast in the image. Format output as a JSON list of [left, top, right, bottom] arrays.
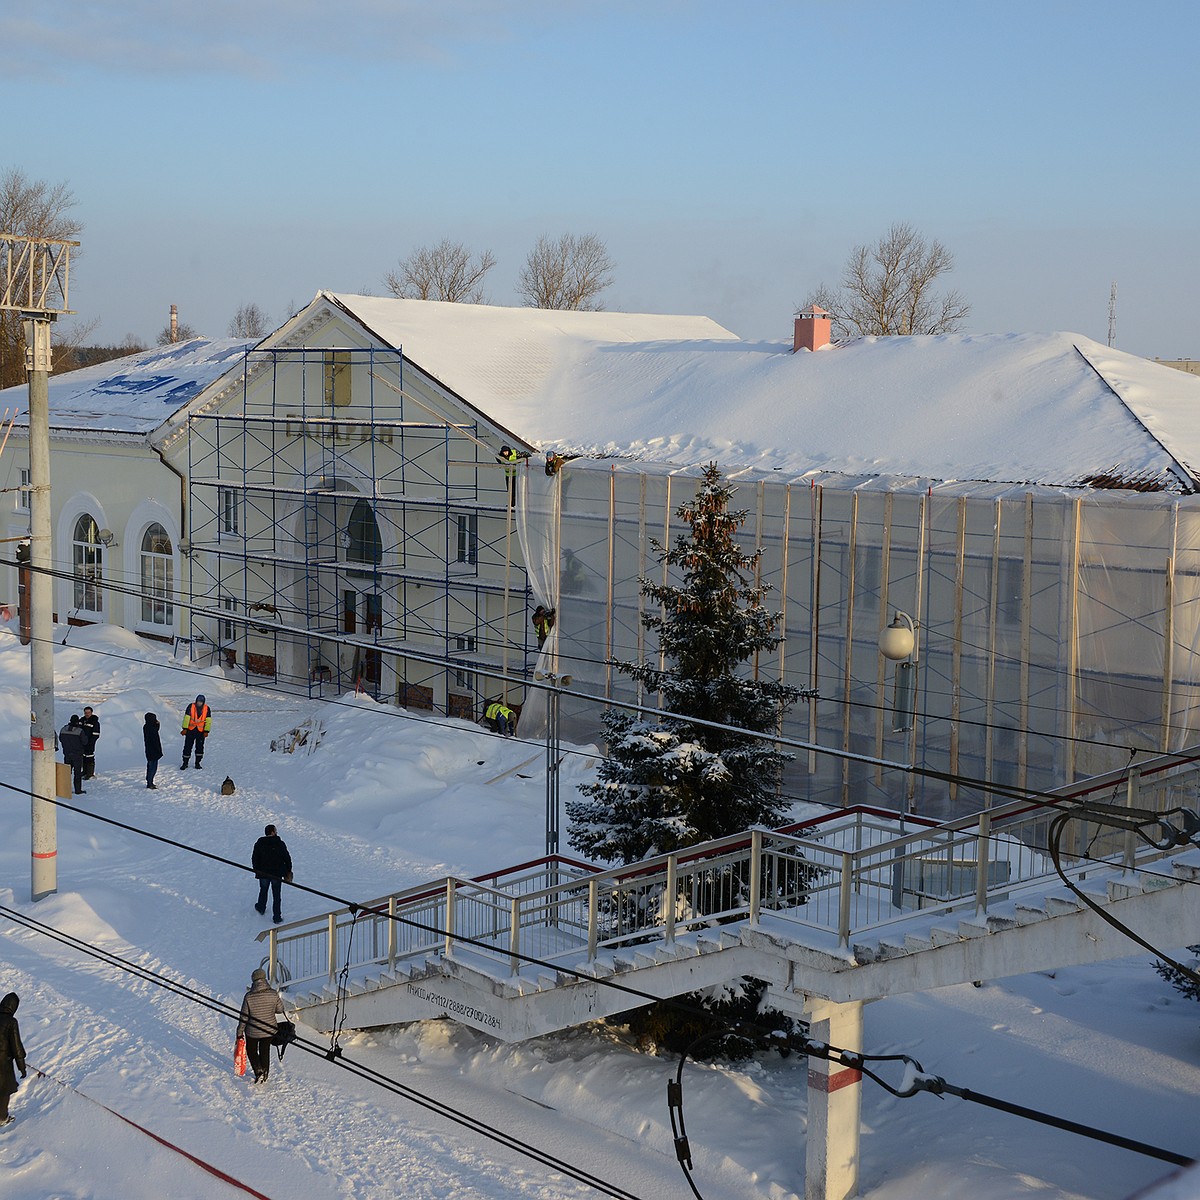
[[1107, 281, 1118, 348]]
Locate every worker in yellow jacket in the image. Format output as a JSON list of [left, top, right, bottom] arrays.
[[181, 693, 212, 770], [484, 699, 515, 737]]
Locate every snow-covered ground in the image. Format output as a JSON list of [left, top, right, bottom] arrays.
[[0, 623, 1197, 1199]]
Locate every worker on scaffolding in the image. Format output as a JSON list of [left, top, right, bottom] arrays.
[[532, 604, 555, 648], [496, 445, 529, 505]]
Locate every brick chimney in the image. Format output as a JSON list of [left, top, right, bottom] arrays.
[[793, 304, 831, 353], [169, 304, 178, 344]]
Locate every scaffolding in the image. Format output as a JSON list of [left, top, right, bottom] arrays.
[[531, 460, 1200, 820], [185, 345, 532, 719]]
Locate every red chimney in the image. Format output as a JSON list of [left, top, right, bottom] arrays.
[[793, 305, 831, 353]]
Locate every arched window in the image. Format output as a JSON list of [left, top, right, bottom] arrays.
[[345, 498, 382, 576], [72, 514, 103, 613], [140, 523, 173, 627]]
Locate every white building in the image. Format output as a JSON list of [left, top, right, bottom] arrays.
[[6, 298, 1200, 816], [0, 337, 251, 642]]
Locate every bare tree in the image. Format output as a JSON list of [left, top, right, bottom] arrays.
[[383, 239, 496, 303], [802, 222, 970, 338], [517, 233, 614, 311], [0, 170, 85, 388], [156, 314, 200, 345], [54, 335, 148, 375], [228, 302, 270, 338]]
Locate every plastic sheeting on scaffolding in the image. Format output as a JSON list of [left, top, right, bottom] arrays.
[[535, 457, 1200, 818]]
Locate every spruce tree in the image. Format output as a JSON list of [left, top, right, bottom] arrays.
[[568, 463, 805, 864], [1154, 947, 1200, 1002]]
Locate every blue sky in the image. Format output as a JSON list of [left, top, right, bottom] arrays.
[[5, 0, 1197, 357]]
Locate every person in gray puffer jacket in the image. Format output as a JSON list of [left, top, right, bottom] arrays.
[[236, 969, 285, 1085], [0, 992, 27, 1125]]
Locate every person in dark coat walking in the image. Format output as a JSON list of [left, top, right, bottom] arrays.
[[143, 713, 163, 789], [59, 715, 86, 795], [0, 992, 27, 1125], [180, 694, 211, 770], [80, 705, 100, 779], [252, 824, 293, 925], [236, 969, 285, 1085]]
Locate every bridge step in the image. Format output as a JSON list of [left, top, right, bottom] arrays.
[[1044, 893, 1084, 917], [1173, 857, 1200, 883], [1013, 903, 1050, 926], [929, 925, 962, 947]]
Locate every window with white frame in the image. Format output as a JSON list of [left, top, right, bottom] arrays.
[[219, 595, 238, 644], [456, 513, 478, 565], [218, 487, 240, 536], [454, 634, 476, 689], [16, 469, 30, 513], [140, 523, 173, 627], [72, 514, 104, 613]]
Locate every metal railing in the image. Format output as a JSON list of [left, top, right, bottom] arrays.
[[262, 749, 1200, 988]]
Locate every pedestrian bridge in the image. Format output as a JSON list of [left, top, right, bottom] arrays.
[[262, 748, 1200, 1044]]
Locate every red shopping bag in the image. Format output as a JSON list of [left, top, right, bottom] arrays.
[[234, 1037, 248, 1077]]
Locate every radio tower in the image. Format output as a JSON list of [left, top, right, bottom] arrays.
[[1107, 281, 1118, 348]]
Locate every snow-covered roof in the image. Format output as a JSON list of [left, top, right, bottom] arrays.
[[10, 290, 1200, 494], [321, 293, 1200, 493], [0, 338, 253, 436]]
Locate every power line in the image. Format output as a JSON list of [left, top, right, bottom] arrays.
[[5, 613, 1177, 832], [0, 901, 647, 1199], [0, 775, 745, 1025], [6, 722, 1198, 1189], [34, 613, 1186, 840], [16, 546, 1200, 757], [14, 615, 1200, 900], [1, 746, 1196, 1037], [665, 1023, 1195, 1200], [11, 581, 1200, 988]]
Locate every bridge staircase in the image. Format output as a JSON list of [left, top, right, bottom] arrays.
[[261, 749, 1200, 1043]]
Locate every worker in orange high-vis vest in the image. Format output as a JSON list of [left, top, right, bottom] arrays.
[[181, 693, 212, 770]]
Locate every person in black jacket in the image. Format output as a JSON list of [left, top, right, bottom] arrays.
[[0, 992, 27, 1126], [59, 715, 86, 795], [143, 713, 163, 789], [252, 824, 293, 925], [80, 705, 100, 779]]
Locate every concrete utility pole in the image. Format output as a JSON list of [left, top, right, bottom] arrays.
[[24, 313, 57, 899], [1, 232, 78, 901]]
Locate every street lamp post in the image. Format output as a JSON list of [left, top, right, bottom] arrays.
[[878, 609, 917, 734], [879, 609, 921, 911], [879, 609, 920, 809]]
